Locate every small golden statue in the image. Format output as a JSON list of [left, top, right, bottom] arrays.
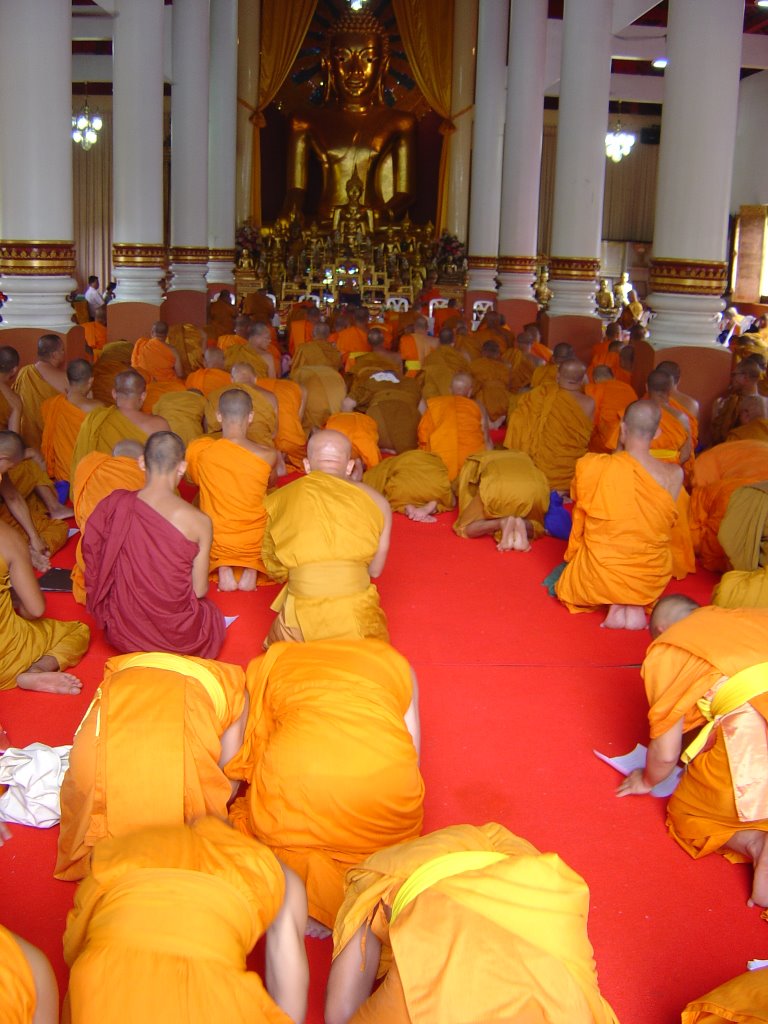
[[534, 268, 553, 308], [613, 271, 633, 307], [595, 278, 615, 313], [237, 249, 254, 270], [332, 166, 375, 246]]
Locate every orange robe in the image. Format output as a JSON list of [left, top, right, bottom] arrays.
[[555, 453, 678, 613], [417, 396, 485, 481], [141, 377, 187, 412], [468, 356, 511, 420], [682, 970, 768, 1024], [332, 824, 619, 1024], [586, 379, 638, 453], [70, 406, 148, 481], [185, 367, 233, 395], [152, 390, 206, 447], [421, 346, 469, 398], [711, 393, 741, 446], [222, 342, 269, 377], [91, 340, 134, 405], [40, 393, 86, 481], [168, 322, 205, 376], [288, 319, 313, 355], [502, 347, 535, 392], [289, 338, 342, 372], [531, 341, 552, 362], [55, 651, 247, 881], [83, 319, 107, 358], [70, 452, 145, 605], [335, 324, 370, 360], [12, 364, 60, 448], [325, 412, 381, 469], [254, 377, 307, 471], [726, 418, 768, 443], [504, 382, 593, 492], [0, 459, 69, 555], [216, 332, 246, 352], [203, 384, 277, 447], [348, 372, 422, 454], [363, 451, 454, 514], [227, 639, 424, 926], [399, 332, 436, 368], [186, 437, 272, 576], [290, 366, 346, 431], [454, 449, 549, 539], [531, 361, 559, 389], [131, 337, 179, 382], [642, 607, 768, 860], [0, 924, 36, 1021], [63, 818, 292, 1024]]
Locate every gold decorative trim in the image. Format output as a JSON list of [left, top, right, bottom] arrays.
[[498, 256, 537, 274], [467, 256, 498, 270], [208, 248, 236, 262], [112, 243, 167, 267], [0, 240, 75, 276], [170, 246, 210, 264], [649, 257, 727, 296], [548, 257, 601, 281]]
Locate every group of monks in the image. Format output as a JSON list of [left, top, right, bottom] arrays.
[[2, 288, 768, 1022]]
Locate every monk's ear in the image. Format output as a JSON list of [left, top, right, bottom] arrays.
[[653, 425, 662, 441], [111, 389, 118, 402], [302, 457, 311, 474], [346, 459, 356, 478], [619, 420, 627, 445], [177, 460, 187, 478], [248, 411, 254, 424], [215, 411, 223, 425], [138, 455, 147, 472]]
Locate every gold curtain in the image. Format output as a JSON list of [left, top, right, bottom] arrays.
[[391, 0, 454, 234], [602, 139, 658, 242], [73, 99, 113, 292], [246, 0, 317, 224], [537, 126, 558, 257]]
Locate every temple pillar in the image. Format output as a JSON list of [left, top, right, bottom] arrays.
[[0, 0, 76, 334], [466, 0, 508, 296], [645, 0, 744, 348], [167, 0, 210, 326], [497, 0, 547, 331], [207, 0, 238, 291], [547, 0, 612, 320], [443, 0, 478, 242], [236, 0, 260, 227]]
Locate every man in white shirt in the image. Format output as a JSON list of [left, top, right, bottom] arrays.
[[84, 276, 104, 320]]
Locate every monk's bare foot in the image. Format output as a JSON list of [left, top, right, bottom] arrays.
[[496, 516, 517, 552], [16, 671, 82, 694], [739, 832, 768, 908], [512, 517, 532, 552], [48, 504, 75, 520], [218, 566, 237, 592], [601, 605, 627, 629], [29, 546, 50, 573], [275, 452, 288, 478], [404, 501, 438, 523], [0, 822, 11, 847], [305, 917, 332, 939], [238, 568, 257, 592], [623, 605, 647, 630]]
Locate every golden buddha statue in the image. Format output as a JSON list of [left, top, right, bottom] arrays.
[[595, 278, 615, 313], [332, 166, 374, 246], [613, 271, 633, 307], [534, 268, 553, 307], [284, 10, 416, 225]]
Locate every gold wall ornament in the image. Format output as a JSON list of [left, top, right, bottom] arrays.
[[466, 256, 498, 269], [498, 256, 537, 274], [169, 247, 210, 264], [548, 257, 601, 281], [112, 243, 167, 267], [0, 240, 76, 276], [649, 257, 728, 295], [208, 248, 236, 263]]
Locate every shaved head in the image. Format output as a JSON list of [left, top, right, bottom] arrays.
[[619, 345, 635, 371], [414, 315, 428, 331], [150, 321, 168, 340], [112, 439, 145, 460], [313, 322, 331, 341], [622, 400, 661, 440], [230, 362, 257, 386], [204, 347, 225, 369], [143, 431, 185, 474], [656, 360, 681, 385], [438, 328, 454, 346], [558, 359, 586, 386], [0, 347, 19, 375], [592, 365, 614, 382], [647, 369, 673, 397], [218, 388, 253, 421], [0, 430, 25, 464], [38, 334, 64, 361], [516, 332, 532, 351], [606, 322, 621, 341], [114, 369, 147, 396], [367, 328, 386, 349], [67, 358, 94, 386], [247, 322, 271, 343], [481, 340, 501, 359], [305, 429, 353, 477], [552, 343, 575, 364], [649, 594, 701, 639], [451, 373, 473, 396]]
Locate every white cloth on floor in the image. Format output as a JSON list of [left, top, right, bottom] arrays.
[[0, 743, 71, 828]]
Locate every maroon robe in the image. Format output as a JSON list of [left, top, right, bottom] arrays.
[[83, 490, 225, 657]]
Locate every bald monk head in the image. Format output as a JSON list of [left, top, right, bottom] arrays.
[[731, 360, 761, 395], [557, 359, 587, 389], [230, 361, 257, 387], [313, 321, 332, 342], [481, 340, 501, 361], [738, 394, 768, 424], [0, 346, 20, 380], [38, 333, 65, 366], [204, 347, 226, 370], [217, 388, 254, 427], [646, 368, 674, 401], [450, 373, 474, 397], [0, 429, 25, 473], [516, 332, 533, 353], [304, 429, 354, 478], [608, 338, 624, 354], [352, 307, 369, 328], [621, 399, 661, 444], [592, 365, 614, 383], [67, 358, 94, 392], [94, 305, 107, 326], [367, 328, 386, 350], [233, 314, 251, 338], [629, 324, 648, 345], [649, 593, 701, 639], [413, 315, 428, 334], [619, 344, 635, 372], [438, 328, 454, 347], [150, 321, 168, 341], [113, 369, 148, 408], [605, 321, 621, 343], [481, 310, 501, 330], [523, 323, 541, 343], [140, 430, 186, 478], [112, 439, 145, 460], [552, 343, 576, 366], [656, 360, 682, 386], [305, 305, 322, 324]]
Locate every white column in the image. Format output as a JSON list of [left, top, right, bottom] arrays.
[[646, 0, 744, 348], [0, 0, 76, 331], [497, 0, 548, 301], [466, 0, 508, 293], [112, 0, 166, 304], [208, 0, 238, 287], [236, 0, 260, 226], [443, 0, 478, 241], [547, 0, 613, 317], [168, 0, 210, 293]]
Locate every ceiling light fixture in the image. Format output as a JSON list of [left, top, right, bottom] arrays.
[[72, 84, 102, 152], [652, 57, 668, 69], [605, 118, 636, 163]]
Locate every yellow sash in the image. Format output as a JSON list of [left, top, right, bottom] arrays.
[[390, 851, 507, 925], [270, 561, 370, 611], [116, 652, 227, 722], [682, 662, 768, 764], [651, 448, 679, 461]]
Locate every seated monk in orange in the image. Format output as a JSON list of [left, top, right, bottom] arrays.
[[363, 450, 454, 524], [588, 321, 622, 372], [187, 389, 277, 593], [617, 596, 768, 910], [216, 312, 251, 352], [525, 322, 552, 363], [0, 346, 23, 433], [347, 327, 402, 376], [421, 328, 470, 398], [290, 321, 342, 373], [167, 322, 205, 377], [334, 307, 371, 363], [226, 638, 423, 936], [291, 364, 347, 432], [207, 288, 236, 338], [242, 285, 276, 322], [711, 360, 762, 445], [84, 431, 225, 656], [90, 338, 134, 404], [131, 321, 184, 387], [70, 440, 145, 605], [682, 969, 768, 1024], [502, 330, 545, 392], [288, 304, 322, 355], [586, 365, 638, 453], [254, 375, 307, 472], [152, 388, 206, 448], [12, 333, 68, 448], [656, 359, 700, 447], [203, 363, 279, 448], [41, 358, 103, 482], [713, 480, 768, 610], [344, 367, 423, 455], [454, 449, 550, 553], [83, 305, 107, 360], [55, 651, 248, 881], [223, 321, 275, 377], [70, 368, 169, 479], [326, 823, 620, 1024], [398, 315, 435, 370], [185, 346, 232, 395], [261, 430, 391, 646], [556, 402, 683, 629], [726, 394, 768, 442], [530, 342, 574, 390], [504, 358, 595, 493], [457, 310, 509, 361], [417, 372, 489, 482], [325, 411, 381, 473], [468, 340, 513, 426], [640, 368, 692, 474], [63, 819, 309, 1024], [0, 924, 58, 1024]]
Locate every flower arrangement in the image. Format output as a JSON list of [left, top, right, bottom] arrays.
[[433, 232, 467, 281], [235, 222, 262, 265]]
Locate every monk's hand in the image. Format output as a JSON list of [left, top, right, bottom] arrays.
[[0, 821, 11, 847], [616, 769, 653, 797]]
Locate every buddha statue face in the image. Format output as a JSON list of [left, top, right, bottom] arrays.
[[328, 20, 387, 107]]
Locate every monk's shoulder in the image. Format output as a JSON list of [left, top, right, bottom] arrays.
[[350, 480, 391, 522]]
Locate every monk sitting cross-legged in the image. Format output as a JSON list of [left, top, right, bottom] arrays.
[[586, 365, 638, 453], [185, 346, 232, 396], [84, 431, 225, 657], [12, 333, 68, 448], [417, 372, 490, 482], [203, 363, 279, 449], [187, 389, 277, 593], [555, 402, 683, 630], [41, 358, 104, 482], [226, 639, 424, 936], [261, 430, 391, 646], [468, 340, 513, 426], [131, 320, 183, 383], [421, 328, 470, 399], [55, 651, 248, 881]]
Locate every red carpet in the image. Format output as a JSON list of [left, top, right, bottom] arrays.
[[1, 510, 762, 1024]]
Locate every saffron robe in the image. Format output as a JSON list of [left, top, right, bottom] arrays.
[[140, 378, 186, 413], [70, 453, 145, 605], [325, 412, 381, 469], [585, 379, 638, 454], [185, 367, 232, 395], [349, 372, 422, 454], [726, 418, 768, 443], [226, 639, 424, 926], [288, 318, 313, 355], [531, 361, 559, 389], [83, 319, 107, 358], [468, 356, 512, 420], [333, 823, 619, 1024], [399, 332, 436, 366], [70, 406, 148, 481], [421, 346, 469, 398], [363, 451, 454, 514], [335, 324, 370, 359], [168, 322, 205, 376], [252, 377, 307, 472], [682, 969, 768, 1024], [216, 332, 246, 352], [0, 924, 36, 1022], [91, 340, 134, 405], [290, 366, 346, 431], [289, 338, 342, 372], [555, 453, 678, 613], [0, 460, 69, 555], [713, 482, 768, 609], [56, 654, 246, 881], [502, 347, 535, 392], [531, 341, 552, 362], [711, 393, 741, 446], [186, 437, 272, 576], [203, 384, 277, 447], [63, 818, 291, 1024], [642, 607, 768, 860], [152, 390, 206, 447], [223, 343, 270, 377], [262, 472, 388, 643], [84, 489, 225, 657], [504, 382, 593, 492], [40, 394, 86, 481], [454, 450, 550, 540], [0, 549, 89, 691], [131, 337, 178, 382], [417, 396, 485, 481], [12, 365, 60, 448]]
